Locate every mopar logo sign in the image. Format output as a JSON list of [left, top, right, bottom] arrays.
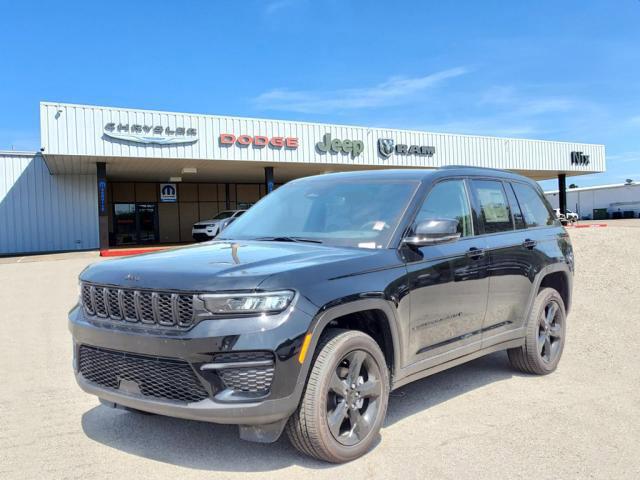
[[160, 183, 177, 202]]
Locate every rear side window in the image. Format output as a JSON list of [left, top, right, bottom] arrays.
[[469, 180, 513, 234], [511, 182, 555, 227]]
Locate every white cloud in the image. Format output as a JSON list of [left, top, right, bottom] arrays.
[[607, 151, 640, 163], [480, 86, 578, 115], [254, 67, 469, 113], [265, 0, 295, 15]]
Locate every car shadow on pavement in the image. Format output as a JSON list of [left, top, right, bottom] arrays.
[[81, 351, 519, 471]]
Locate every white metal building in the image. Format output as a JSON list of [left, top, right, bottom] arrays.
[[0, 101, 606, 255], [545, 182, 640, 219]]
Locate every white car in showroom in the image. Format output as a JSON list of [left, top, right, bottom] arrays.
[[192, 210, 246, 241]]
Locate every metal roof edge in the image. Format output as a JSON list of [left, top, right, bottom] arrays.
[[39, 101, 606, 148]]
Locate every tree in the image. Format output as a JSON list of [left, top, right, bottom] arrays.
[[569, 183, 579, 189], [625, 179, 634, 185]]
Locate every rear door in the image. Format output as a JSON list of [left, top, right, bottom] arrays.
[[468, 179, 533, 345]]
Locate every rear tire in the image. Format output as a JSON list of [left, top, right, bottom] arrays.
[[508, 287, 566, 375], [286, 329, 389, 463]]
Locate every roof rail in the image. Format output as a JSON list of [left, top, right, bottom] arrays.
[[439, 165, 506, 172]]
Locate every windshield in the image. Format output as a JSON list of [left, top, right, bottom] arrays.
[[219, 177, 419, 248], [213, 211, 235, 220]]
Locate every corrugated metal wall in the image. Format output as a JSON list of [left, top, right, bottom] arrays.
[[0, 152, 98, 255], [545, 184, 640, 217], [40, 102, 605, 174]]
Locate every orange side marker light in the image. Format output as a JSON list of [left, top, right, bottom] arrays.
[[298, 333, 312, 364]]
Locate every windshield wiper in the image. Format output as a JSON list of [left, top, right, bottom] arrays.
[[253, 236, 323, 244]]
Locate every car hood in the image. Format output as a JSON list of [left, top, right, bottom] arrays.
[[194, 219, 223, 226], [80, 241, 385, 293]]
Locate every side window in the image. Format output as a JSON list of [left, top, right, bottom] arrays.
[[416, 180, 473, 237], [505, 183, 526, 229], [511, 182, 555, 227], [470, 180, 513, 234]]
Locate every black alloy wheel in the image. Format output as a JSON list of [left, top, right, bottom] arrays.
[[326, 349, 384, 446], [286, 329, 390, 463]]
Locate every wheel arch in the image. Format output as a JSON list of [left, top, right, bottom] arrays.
[[303, 299, 403, 383], [531, 264, 573, 314]]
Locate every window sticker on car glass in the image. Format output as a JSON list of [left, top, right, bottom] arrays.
[[477, 188, 509, 223], [372, 221, 386, 231], [358, 242, 377, 249]]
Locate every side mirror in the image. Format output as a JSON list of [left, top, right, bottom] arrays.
[[403, 218, 461, 247]]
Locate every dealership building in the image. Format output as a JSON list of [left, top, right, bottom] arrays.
[[0, 102, 605, 255], [545, 182, 640, 219]]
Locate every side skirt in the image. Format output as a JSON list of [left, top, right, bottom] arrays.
[[391, 338, 523, 390]]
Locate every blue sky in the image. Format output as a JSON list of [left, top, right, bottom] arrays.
[[1, 0, 639, 189]]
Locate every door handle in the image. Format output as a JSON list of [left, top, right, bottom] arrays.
[[522, 239, 537, 250], [466, 247, 485, 259]]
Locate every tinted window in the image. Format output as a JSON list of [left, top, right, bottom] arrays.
[[470, 180, 513, 234], [505, 183, 526, 229], [220, 179, 419, 248], [416, 180, 473, 237], [511, 182, 555, 227], [213, 211, 235, 220]]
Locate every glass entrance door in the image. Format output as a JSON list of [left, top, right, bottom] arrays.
[[113, 203, 158, 246], [136, 204, 158, 244], [114, 203, 137, 245]]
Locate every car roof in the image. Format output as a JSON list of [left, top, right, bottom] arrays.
[[295, 167, 538, 186]]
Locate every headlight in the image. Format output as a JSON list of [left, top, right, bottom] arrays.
[[200, 290, 295, 315]]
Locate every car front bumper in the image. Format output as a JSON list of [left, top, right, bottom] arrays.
[[68, 299, 316, 427], [192, 225, 218, 241]]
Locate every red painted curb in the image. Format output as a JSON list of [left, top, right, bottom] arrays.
[[100, 247, 170, 257], [565, 224, 608, 228]]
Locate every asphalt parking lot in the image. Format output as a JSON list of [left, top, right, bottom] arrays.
[[2, 220, 639, 479]]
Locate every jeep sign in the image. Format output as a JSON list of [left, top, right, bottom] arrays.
[[316, 133, 364, 157]]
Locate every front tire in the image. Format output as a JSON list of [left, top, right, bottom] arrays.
[[508, 287, 567, 375], [286, 329, 390, 463]]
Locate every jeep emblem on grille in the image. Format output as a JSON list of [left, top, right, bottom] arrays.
[[117, 378, 142, 395]]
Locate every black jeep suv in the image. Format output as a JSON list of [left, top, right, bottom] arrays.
[[70, 167, 573, 463]]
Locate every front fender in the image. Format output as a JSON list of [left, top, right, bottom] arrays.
[[296, 298, 405, 390]]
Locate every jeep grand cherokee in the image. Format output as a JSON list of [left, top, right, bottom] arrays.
[[70, 167, 573, 463]]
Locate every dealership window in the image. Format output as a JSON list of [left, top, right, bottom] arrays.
[[511, 182, 555, 227], [470, 180, 513, 234]]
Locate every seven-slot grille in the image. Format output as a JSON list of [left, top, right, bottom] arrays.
[[78, 345, 209, 403], [81, 283, 195, 328]]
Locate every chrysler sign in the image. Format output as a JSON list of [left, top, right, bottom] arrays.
[[104, 123, 198, 145], [378, 138, 435, 158]]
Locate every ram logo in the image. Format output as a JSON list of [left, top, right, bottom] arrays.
[[378, 139, 395, 158]]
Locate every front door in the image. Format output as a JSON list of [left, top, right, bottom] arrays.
[[405, 179, 489, 368]]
